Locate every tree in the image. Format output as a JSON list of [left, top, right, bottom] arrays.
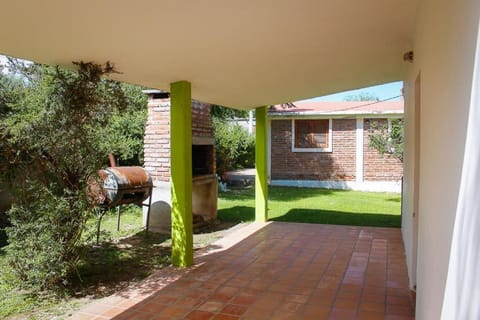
[[212, 118, 255, 178], [210, 104, 248, 120], [0, 60, 142, 290], [368, 118, 404, 162], [102, 83, 147, 166], [343, 92, 404, 162], [344, 92, 379, 101], [211, 106, 255, 178]]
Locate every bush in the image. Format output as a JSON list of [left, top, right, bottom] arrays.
[[104, 84, 147, 166], [0, 61, 129, 290], [213, 118, 255, 178], [6, 186, 89, 289], [0, 228, 7, 247], [368, 118, 404, 162]]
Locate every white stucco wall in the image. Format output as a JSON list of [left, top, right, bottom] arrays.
[[402, 0, 480, 319], [401, 78, 416, 288], [441, 19, 480, 320], [271, 179, 401, 193]]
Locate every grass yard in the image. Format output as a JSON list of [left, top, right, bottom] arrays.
[[0, 205, 233, 319], [0, 186, 401, 319], [218, 186, 402, 227]]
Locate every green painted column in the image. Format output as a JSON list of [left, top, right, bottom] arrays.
[[170, 81, 193, 267], [255, 106, 268, 222]]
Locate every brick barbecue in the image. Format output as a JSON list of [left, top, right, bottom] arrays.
[[143, 91, 217, 226]]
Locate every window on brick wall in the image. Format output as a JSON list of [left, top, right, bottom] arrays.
[[292, 119, 332, 152]]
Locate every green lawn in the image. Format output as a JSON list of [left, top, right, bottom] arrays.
[[0, 187, 401, 318], [0, 205, 229, 319], [218, 186, 402, 227], [0, 205, 150, 319]]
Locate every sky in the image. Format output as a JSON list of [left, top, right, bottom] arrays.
[[301, 81, 404, 102]]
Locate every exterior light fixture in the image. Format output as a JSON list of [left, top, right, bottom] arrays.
[[403, 51, 414, 63]]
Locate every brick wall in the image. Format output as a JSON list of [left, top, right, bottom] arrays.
[[270, 118, 403, 182], [191, 100, 213, 138], [143, 94, 213, 183], [363, 119, 403, 181], [271, 119, 356, 180], [144, 97, 171, 182]]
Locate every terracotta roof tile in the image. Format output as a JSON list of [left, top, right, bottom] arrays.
[[270, 100, 403, 116]]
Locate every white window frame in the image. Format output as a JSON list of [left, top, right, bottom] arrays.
[[292, 118, 333, 152]]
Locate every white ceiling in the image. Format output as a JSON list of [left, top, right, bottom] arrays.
[[0, 0, 417, 109]]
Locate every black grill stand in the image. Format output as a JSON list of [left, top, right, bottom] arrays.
[[95, 186, 153, 245]]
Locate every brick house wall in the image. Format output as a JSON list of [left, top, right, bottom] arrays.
[[363, 119, 403, 181], [270, 118, 403, 182], [143, 94, 213, 183], [271, 119, 356, 180]]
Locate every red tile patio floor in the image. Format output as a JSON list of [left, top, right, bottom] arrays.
[[71, 222, 414, 320]]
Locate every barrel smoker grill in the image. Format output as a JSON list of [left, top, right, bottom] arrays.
[[95, 166, 153, 244]]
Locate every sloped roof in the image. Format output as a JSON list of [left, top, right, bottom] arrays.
[[269, 100, 404, 117]]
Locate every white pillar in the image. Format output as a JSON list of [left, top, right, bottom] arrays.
[[356, 118, 364, 183]]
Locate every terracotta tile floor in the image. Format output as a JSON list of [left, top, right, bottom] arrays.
[[71, 222, 414, 320]]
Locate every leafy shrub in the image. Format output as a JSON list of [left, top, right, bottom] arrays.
[[6, 186, 89, 289], [103, 84, 147, 166], [213, 118, 255, 178], [368, 118, 404, 162], [0, 228, 7, 247], [0, 61, 131, 290]]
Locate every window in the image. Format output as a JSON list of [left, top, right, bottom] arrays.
[[292, 119, 332, 152]]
